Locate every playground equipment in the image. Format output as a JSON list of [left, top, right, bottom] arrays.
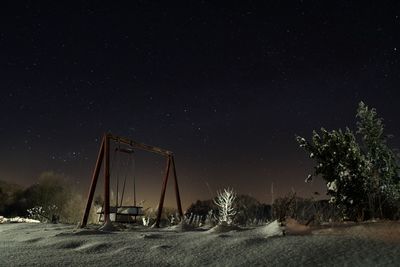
[[96, 145, 142, 223], [80, 133, 183, 228]]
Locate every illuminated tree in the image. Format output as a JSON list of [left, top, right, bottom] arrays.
[[214, 188, 237, 225]]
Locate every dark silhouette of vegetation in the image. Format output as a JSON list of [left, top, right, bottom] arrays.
[[272, 192, 340, 224], [0, 172, 94, 224], [234, 194, 271, 225], [186, 194, 272, 226]]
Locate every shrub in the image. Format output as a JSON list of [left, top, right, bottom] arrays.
[[296, 128, 370, 220], [297, 102, 400, 220]]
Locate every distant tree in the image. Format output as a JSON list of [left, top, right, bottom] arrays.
[[0, 180, 24, 217], [0, 187, 7, 214], [186, 199, 216, 217], [0, 174, 92, 224], [6, 172, 73, 222], [234, 194, 269, 225], [272, 191, 297, 221]]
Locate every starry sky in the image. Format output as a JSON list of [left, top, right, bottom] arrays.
[[1, 1, 400, 208]]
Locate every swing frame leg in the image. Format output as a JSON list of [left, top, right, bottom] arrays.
[[103, 134, 111, 225], [81, 135, 105, 228], [154, 155, 184, 227], [155, 156, 171, 227], [171, 156, 183, 217]]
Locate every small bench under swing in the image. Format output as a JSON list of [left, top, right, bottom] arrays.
[[97, 146, 144, 223]]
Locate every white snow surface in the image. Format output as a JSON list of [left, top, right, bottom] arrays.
[[1, 221, 400, 266], [0, 216, 40, 224]]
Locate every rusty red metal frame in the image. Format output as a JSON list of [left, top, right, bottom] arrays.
[[80, 133, 183, 228]]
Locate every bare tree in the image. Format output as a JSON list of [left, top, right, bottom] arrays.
[[214, 188, 237, 225]]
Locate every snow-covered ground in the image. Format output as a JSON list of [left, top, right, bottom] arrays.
[[1, 221, 399, 266], [0, 216, 40, 224]]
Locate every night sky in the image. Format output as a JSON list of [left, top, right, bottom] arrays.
[[1, 1, 400, 208]]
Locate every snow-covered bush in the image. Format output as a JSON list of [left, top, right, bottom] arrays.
[[297, 102, 400, 220], [214, 188, 237, 225], [297, 127, 369, 220], [27, 205, 59, 223], [356, 102, 400, 218]]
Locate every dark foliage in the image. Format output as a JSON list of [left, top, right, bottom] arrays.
[[0, 172, 72, 221], [273, 192, 341, 224]]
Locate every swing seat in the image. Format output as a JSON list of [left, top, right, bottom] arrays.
[[117, 206, 144, 216], [97, 206, 144, 223]]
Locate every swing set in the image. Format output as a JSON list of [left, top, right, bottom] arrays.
[[97, 144, 141, 223], [80, 133, 183, 228]]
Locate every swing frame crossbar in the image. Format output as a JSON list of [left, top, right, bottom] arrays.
[[80, 133, 183, 228]]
